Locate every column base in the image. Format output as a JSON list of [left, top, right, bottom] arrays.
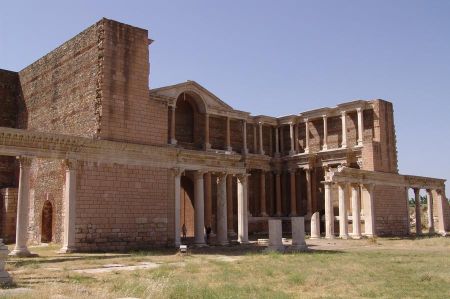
[[226, 146, 233, 152], [310, 235, 321, 240], [265, 245, 285, 252], [339, 234, 349, 239], [9, 247, 34, 257], [260, 212, 268, 217], [288, 245, 308, 252], [58, 246, 77, 254], [289, 213, 298, 217], [340, 145, 347, 149], [238, 239, 250, 244], [357, 141, 363, 147], [325, 235, 335, 240], [204, 143, 211, 150], [194, 242, 208, 248], [304, 148, 310, 154], [274, 153, 281, 158], [260, 151, 265, 156], [438, 231, 447, 237], [216, 240, 229, 246], [351, 234, 362, 239], [228, 230, 237, 237], [322, 145, 328, 151], [170, 139, 177, 146], [289, 150, 296, 156]]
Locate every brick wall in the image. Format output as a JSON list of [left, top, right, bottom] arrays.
[[0, 69, 19, 128], [75, 162, 171, 251], [371, 185, 408, 236], [0, 188, 18, 243]]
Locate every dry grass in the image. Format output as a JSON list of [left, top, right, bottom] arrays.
[[1, 237, 450, 298]]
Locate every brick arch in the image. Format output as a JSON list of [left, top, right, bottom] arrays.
[[41, 200, 53, 243], [174, 91, 207, 149]]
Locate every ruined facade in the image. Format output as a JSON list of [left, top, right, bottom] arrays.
[[0, 19, 448, 253]]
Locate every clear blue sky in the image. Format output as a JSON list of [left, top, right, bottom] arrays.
[[1, 1, 449, 194]]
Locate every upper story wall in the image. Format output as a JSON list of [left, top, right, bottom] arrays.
[[16, 18, 167, 145], [0, 70, 19, 128]]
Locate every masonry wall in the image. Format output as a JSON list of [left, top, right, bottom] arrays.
[[75, 162, 172, 251], [362, 100, 399, 173], [18, 23, 101, 137], [0, 188, 18, 243], [28, 159, 65, 244], [371, 185, 409, 236]]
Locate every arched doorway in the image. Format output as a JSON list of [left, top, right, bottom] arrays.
[[41, 201, 53, 243], [180, 176, 195, 241]]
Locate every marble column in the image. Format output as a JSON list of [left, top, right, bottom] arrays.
[[351, 184, 362, 239], [289, 122, 295, 155], [242, 120, 248, 154], [10, 156, 33, 257], [341, 111, 347, 148], [310, 212, 320, 239], [227, 175, 235, 236], [60, 159, 78, 253], [205, 113, 211, 150], [260, 171, 267, 216], [363, 184, 375, 237], [322, 115, 328, 151], [405, 187, 411, 235], [324, 182, 335, 239], [305, 168, 312, 216], [280, 126, 285, 154], [294, 122, 299, 153], [173, 169, 182, 247], [304, 118, 310, 153], [237, 174, 249, 243], [170, 105, 177, 145], [226, 117, 232, 152], [258, 122, 265, 155], [426, 189, 434, 234], [414, 188, 422, 235], [436, 189, 448, 236], [357, 108, 363, 146], [253, 124, 257, 154], [289, 169, 297, 216], [204, 172, 212, 233], [338, 183, 349, 239], [216, 173, 228, 245], [194, 171, 206, 245], [275, 172, 282, 216], [275, 126, 280, 157]]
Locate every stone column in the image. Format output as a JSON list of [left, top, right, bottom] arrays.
[[0, 239, 12, 284], [280, 126, 285, 154], [216, 173, 228, 245], [291, 217, 307, 251], [363, 184, 375, 237], [405, 187, 411, 235], [338, 183, 349, 239], [226, 175, 235, 236], [322, 115, 328, 151], [304, 118, 310, 153], [275, 172, 282, 216], [170, 105, 177, 145], [253, 124, 257, 154], [260, 171, 267, 216], [310, 211, 320, 239], [60, 159, 78, 253], [357, 108, 363, 146], [173, 169, 182, 247], [226, 117, 232, 152], [324, 182, 335, 239], [289, 169, 297, 216], [242, 120, 248, 154], [305, 168, 312, 216], [436, 189, 448, 236], [351, 184, 362, 239], [426, 189, 434, 234], [294, 123, 299, 153], [289, 122, 295, 155], [258, 122, 265, 155], [10, 156, 33, 257], [267, 219, 283, 252], [414, 188, 422, 235], [237, 174, 249, 243], [204, 172, 212, 234], [275, 126, 280, 157], [194, 171, 206, 246], [205, 113, 211, 150], [341, 111, 347, 148]]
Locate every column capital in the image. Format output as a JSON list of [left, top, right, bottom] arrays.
[[16, 156, 33, 168], [341, 110, 347, 116], [356, 107, 362, 113], [289, 168, 297, 174], [304, 117, 309, 122], [194, 170, 207, 179], [413, 187, 421, 195], [216, 172, 228, 180], [63, 159, 78, 171], [172, 167, 184, 177], [322, 114, 328, 119], [363, 183, 375, 192]]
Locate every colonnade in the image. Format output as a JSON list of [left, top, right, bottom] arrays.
[[174, 169, 249, 247], [408, 187, 447, 235], [323, 182, 374, 239], [169, 103, 365, 157]]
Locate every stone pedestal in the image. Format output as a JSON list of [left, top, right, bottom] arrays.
[[266, 219, 284, 252], [0, 239, 12, 285], [310, 212, 320, 239], [291, 217, 307, 251]]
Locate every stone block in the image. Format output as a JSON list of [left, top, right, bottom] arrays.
[[266, 219, 284, 252], [291, 217, 307, 251]]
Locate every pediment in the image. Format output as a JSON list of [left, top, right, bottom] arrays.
[[150, 81, 235, 114]]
